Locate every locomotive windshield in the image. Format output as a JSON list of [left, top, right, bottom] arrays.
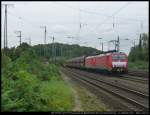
[[112, 54, 126, 60]]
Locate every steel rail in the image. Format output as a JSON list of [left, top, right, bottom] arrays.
[[119, 74, 148, 84], [69, 68, 148, 98], [63, 68, 149, 110]]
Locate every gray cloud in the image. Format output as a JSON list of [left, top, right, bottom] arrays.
[[1, 1, 148, 55]]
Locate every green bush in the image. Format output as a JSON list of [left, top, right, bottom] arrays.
[[2, 46, 73, 111], [2, 70, 40, 111], [2, 54, 12, 71], [128, 60, 148, 70], [128, 33, 149, 64], [39, 81, 73, 111]]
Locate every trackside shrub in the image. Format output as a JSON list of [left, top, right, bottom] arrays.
[[2, 47, 74, 111]]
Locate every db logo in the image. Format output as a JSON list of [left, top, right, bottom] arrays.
[[91, 58, 96, 65]]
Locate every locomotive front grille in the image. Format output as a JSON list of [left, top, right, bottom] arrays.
[[112, 62, 127, 67]]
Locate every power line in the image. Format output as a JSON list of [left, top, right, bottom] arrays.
[[56, 2, 136, 40], [86, 2, 131, 37], [81, 3, 130, 40], [55, 2, 141, 22], [7, 11, 40, 29]]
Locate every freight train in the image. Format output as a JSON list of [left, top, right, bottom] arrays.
[[66, 50, 128, 73]]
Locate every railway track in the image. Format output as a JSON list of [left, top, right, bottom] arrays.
[[73, 68, 149, 94], [119, 74, 148, 84], [68, 68, 148, 97], [69, 67, 148, 94], [128, 70, 149, 78], [62, 67, 149, 111], [70, 67, 148, 84]]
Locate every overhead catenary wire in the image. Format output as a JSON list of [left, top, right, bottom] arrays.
[[55, 2, 137, 39], [6, 3, 142, 41], [4, 11, 42, 48], [82, 2, 132, 51], [84, 2, 131, 37], [56, 2, 145, 37], [56, 2, 141, 49], [55, 2, 142, 22], [7, 11, 40, 29], [2, 2, 147, 52], [54, 2, 143, 43]]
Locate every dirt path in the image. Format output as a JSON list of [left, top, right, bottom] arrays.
[[60, 70, 108, 111], [60, 71, 83, 111]]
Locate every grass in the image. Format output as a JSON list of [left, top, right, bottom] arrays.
[[39, 79, 74, 111], [75, 86, 108, 111], [128, 60, 149, 71]]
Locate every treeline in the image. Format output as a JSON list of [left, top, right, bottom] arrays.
[[2, 44, 73, 111], [33, 43, 101, 59], [4, 43, 101, 65], [128, 33, 149, 62]]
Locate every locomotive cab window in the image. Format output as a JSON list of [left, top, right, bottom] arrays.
[[119, 55, 126, 60], [112, 54, 126, 60], [112, 55, 119, 60]]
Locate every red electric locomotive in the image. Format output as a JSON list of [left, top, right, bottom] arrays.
[[85, 52, 128, 73], [66, 51, 128, 73]]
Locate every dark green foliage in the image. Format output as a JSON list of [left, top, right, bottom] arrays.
[[32, 43, 101, 66], [4, 42, 32, 61], [2, 53, 12, 70], [128, 60, 148, 70], [128, 33, 149, 70], [2, 43, 73, 111], [33, 43, 101, 61]]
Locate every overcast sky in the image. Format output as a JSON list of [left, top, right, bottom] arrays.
[[1, 1, 149, 55]]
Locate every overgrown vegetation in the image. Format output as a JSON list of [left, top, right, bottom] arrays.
[[2, 43, 73, 111], [33, 43, 101, 60], [128, 60, 148, 70], [128, 33, 149, 70]]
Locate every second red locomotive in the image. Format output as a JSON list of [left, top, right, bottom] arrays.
[[66, 51, 128, 73]]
